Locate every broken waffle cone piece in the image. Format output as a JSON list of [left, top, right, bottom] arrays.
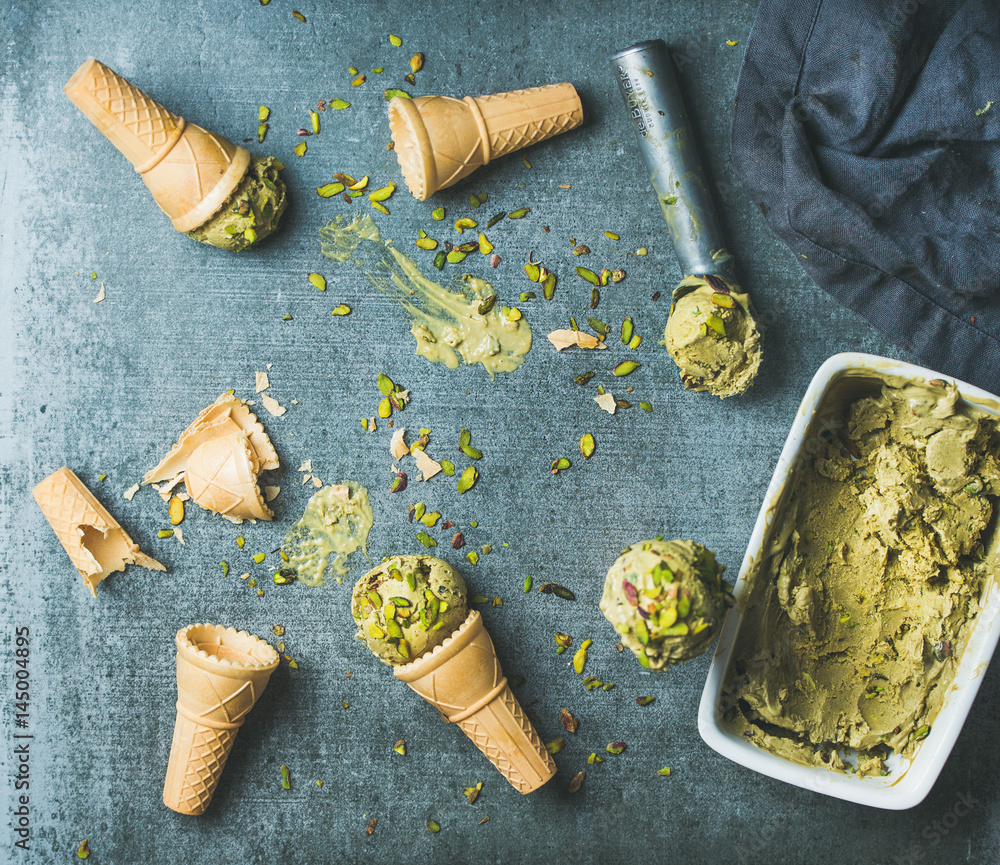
[[64, 58, 250, 233], [388, 83, 583, 200], [394, 611, 556, 793], [144, 394, 278, 523], [163, 624, 278, 815], [32, 467, 165, 596], [184, 432, 272, 522]]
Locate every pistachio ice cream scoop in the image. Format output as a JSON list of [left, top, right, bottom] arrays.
[[612, 40, 762, 397], [664, 275, 762, 397], [186, 155, 288, 251], [351, 554, 468, 665], [601, 539, 734, 669]]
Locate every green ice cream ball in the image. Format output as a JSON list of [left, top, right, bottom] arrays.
[[186, 155, 288, 251], [600, 539, 734, 670], [351, 554, 468, 666], [663, 275, 762, 398]]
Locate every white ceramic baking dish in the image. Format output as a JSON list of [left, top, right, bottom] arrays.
[[698, 352, 1000, 809]]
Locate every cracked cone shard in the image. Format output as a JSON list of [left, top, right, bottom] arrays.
[[388, 82, 583, 199], [64, 58, 250, 232], [32, 467, 164, 595], [163, 624, 279, 815], [394, 611, 556, 793], [184, 432, 273, 522]]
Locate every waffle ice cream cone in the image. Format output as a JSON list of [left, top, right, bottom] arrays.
[[144, 394, 278, 523], [64, 58, 250, 233], [32, 467, 165, 596], [163, 624, 279, 815], [183, 432, 273, 521], [388, 83, 583, 199], [394, 611, 556, 793]]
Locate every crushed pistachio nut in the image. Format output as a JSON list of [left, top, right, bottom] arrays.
[[613, 360, 640, 376], [538, 582, 576, 600], [457, 466, 478, 494], [463, 781, 483, 804], [168, 496, 184, 525]]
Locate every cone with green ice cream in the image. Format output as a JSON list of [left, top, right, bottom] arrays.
[[352, 555, 555, 793], [64, 58, 286, 250]]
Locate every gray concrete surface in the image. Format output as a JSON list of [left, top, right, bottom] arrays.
[[2, 1, 998, 863]]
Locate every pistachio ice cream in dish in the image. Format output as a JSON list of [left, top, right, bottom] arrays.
[[352, 554, 468, 665], [601, 539, 735, 669], [721, 373, 1000, 777], [664, 275, 763, 398]]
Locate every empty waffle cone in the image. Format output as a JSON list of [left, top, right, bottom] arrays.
[[394, 611, 556, 793], [163, 624, 279, 815], [65, 58, 250, 232], [32, 467, 164, 596], [388, 83, 583, 200]]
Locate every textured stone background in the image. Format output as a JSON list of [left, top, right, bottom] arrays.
[[2, 1, 998, 863]]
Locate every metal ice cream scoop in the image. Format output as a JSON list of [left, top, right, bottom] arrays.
[[611, 39, 762, 398]]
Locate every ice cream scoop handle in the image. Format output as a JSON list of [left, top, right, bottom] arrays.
[[610, 39, 735, 280]]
